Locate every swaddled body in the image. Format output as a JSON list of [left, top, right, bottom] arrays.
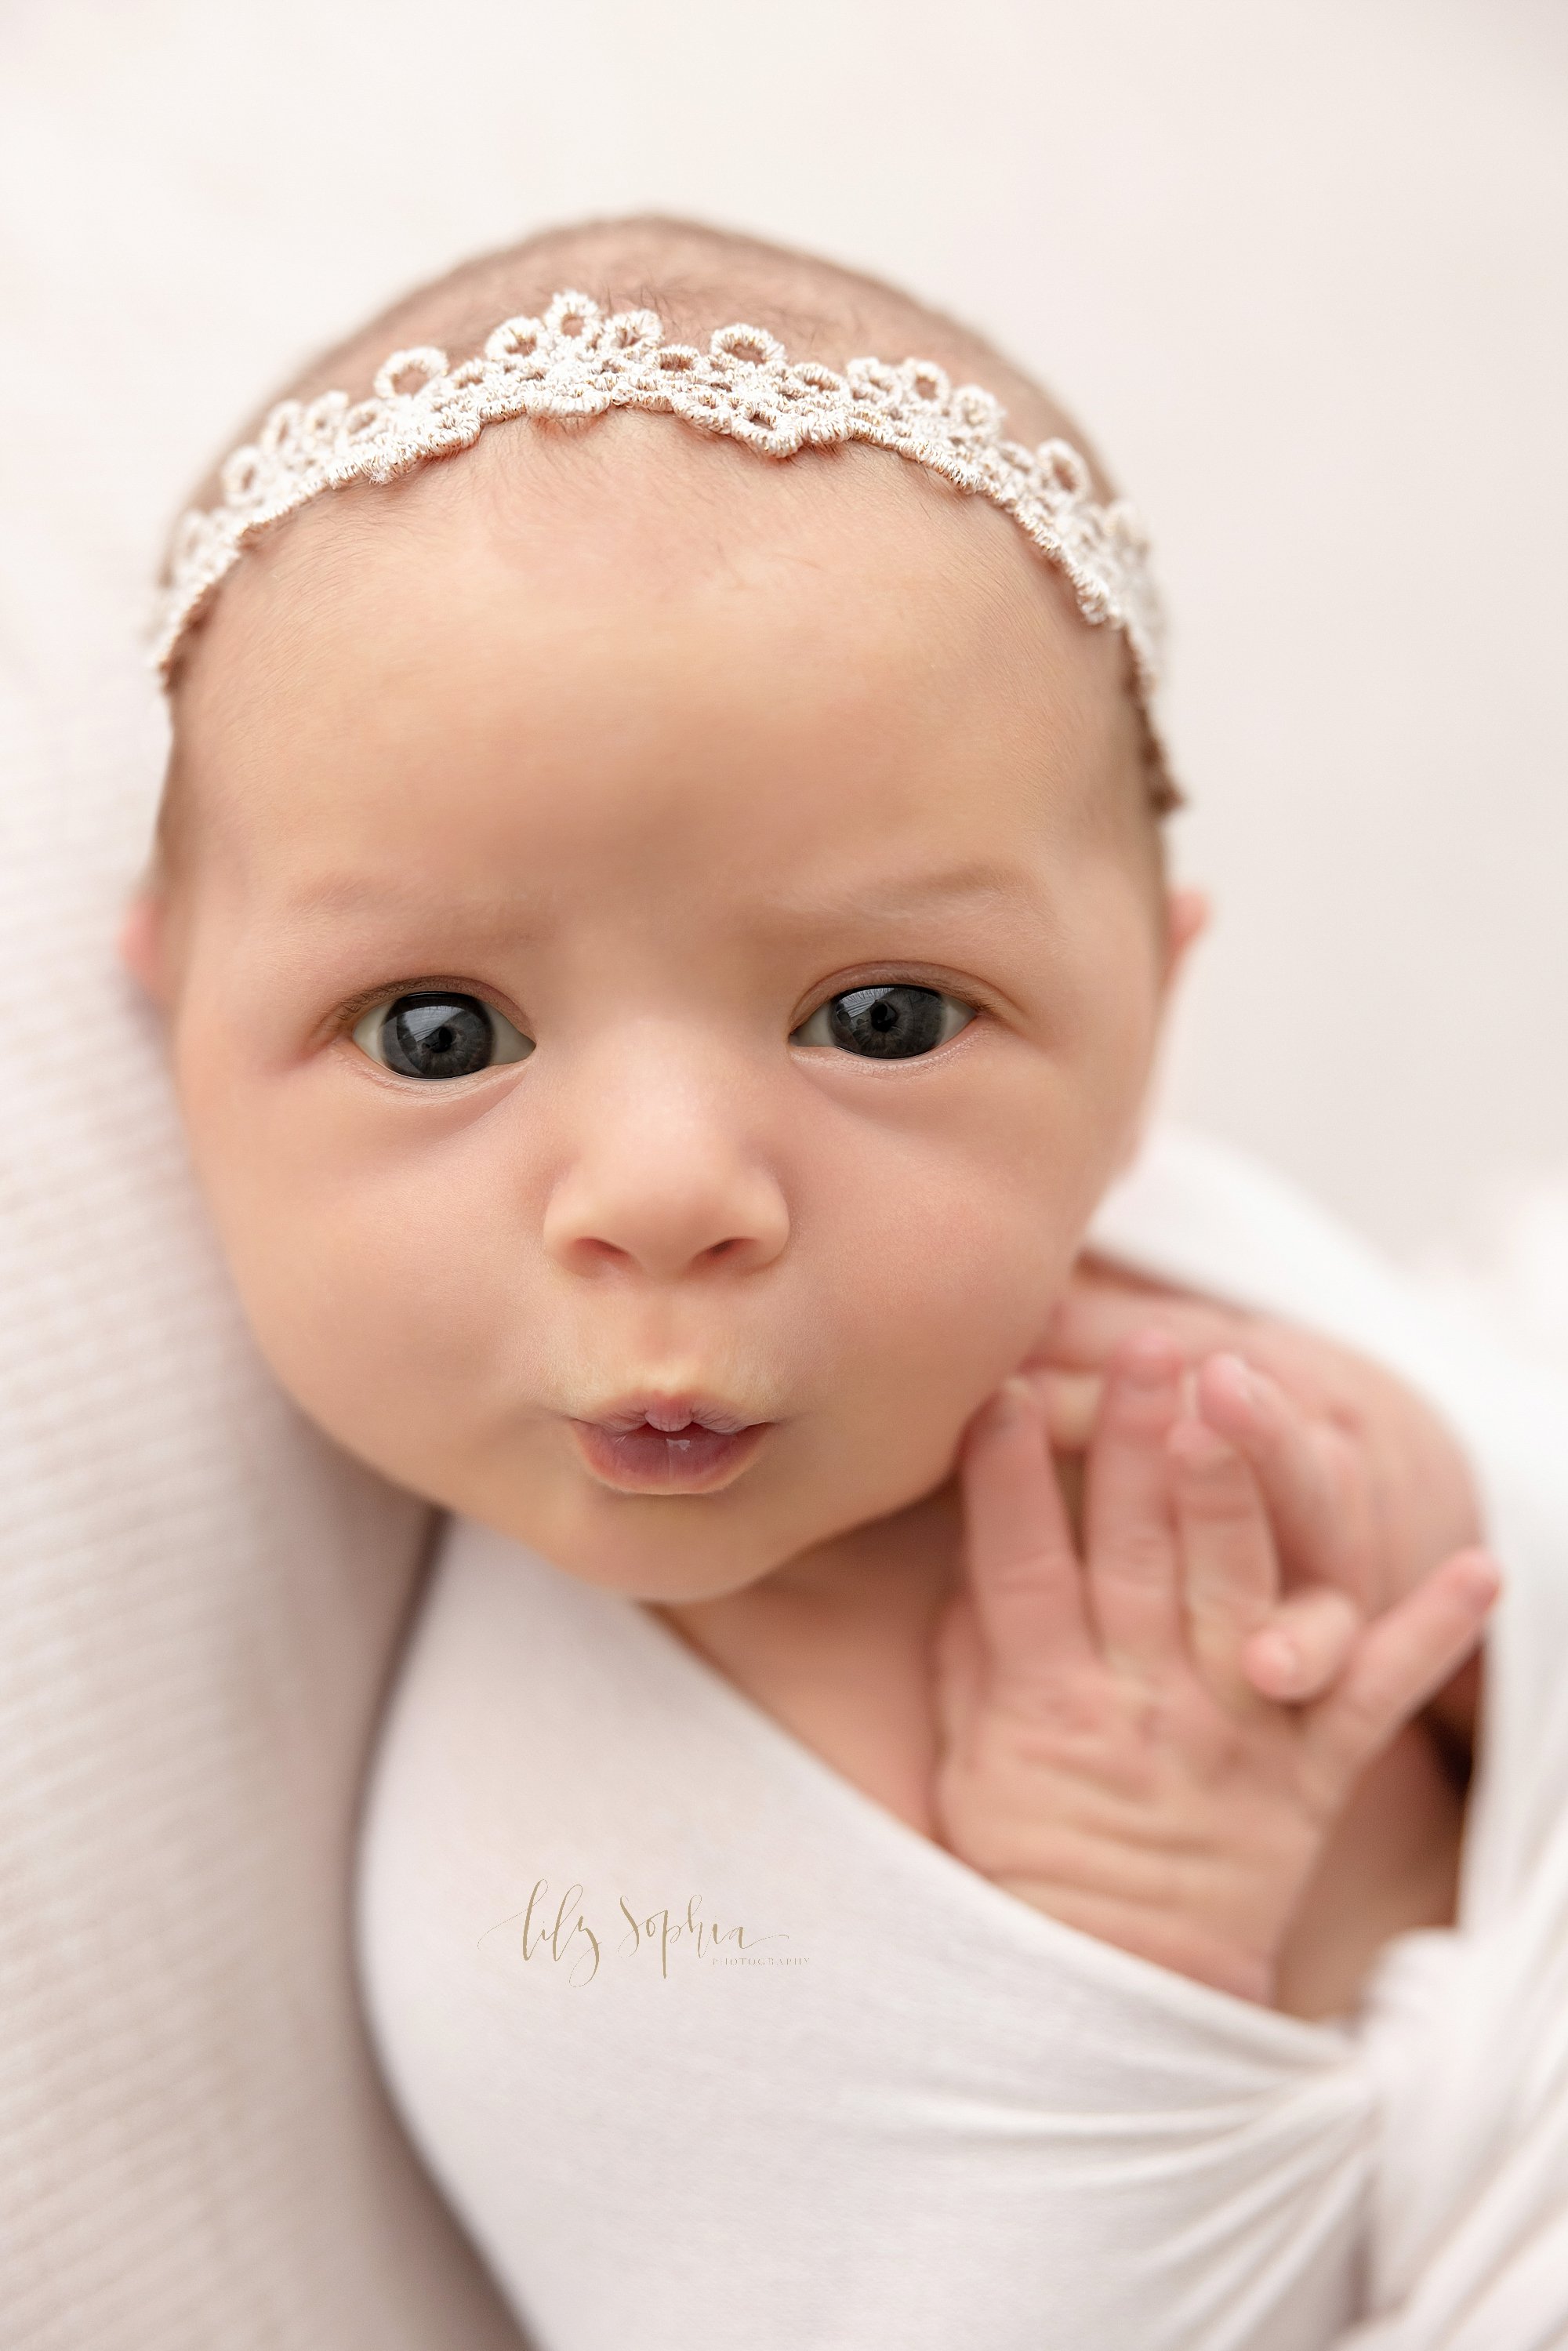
[[354, 1136, 1568, 2351]]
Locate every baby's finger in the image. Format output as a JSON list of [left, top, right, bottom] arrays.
[[931, 1591, 986, 1751], [1083, 1329, 1185, 1671], [1243, 1585, 1364, 1702], [1040, 1261, 1259, 1375], [961, 1377, 1094, 1696], [1039, 1369, 1102, 1453], [1168, 1416, 1279, 1696], [1304, 1549, 1501, 1794], [1196, 1354, 1375, 1609]]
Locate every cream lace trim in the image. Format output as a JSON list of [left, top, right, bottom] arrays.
[[153, 291, 1166, 709]]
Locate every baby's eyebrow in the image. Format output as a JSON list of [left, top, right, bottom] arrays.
[[753, 863, 1033, 925], [278, 874, 548, 930], [278, 863, 1029, 925]]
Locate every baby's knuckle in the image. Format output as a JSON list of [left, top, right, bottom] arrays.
[[980, 1550, 1060, 1596], [1194, 1473, 1258, 1526], [1109, 1526, 1172, 1584]]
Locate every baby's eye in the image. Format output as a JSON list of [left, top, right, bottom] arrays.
[[790, 983, 975, 1059], [351, 992, 534, 1080]]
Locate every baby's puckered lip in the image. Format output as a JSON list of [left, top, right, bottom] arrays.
[[586, 1392, 764, 1438], [567, 1394, 775, 1494]]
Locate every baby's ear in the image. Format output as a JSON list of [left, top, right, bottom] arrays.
[[1162, 885, 1209, 992], [1107, 884, 1211, 1178], [118, 888, 172, 1008]]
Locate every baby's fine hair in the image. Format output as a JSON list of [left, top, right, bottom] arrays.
[[252, 214, 1116, 506]]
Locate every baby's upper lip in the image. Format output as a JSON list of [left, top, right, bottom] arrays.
[[583, 1393, 766, 1437]]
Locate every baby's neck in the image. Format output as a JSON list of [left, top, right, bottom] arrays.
[[759, 1482, 960, 1602], [648, 1482, 964, 1834]]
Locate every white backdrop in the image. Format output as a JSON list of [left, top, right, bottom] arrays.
[[3, 0, 1564, 1266]]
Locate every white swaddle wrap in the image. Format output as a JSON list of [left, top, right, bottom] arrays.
[[1094, 1134, 1568, 2350], [355, 1130, 1568, 2351]]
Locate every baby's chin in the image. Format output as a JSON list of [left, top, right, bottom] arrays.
[[448, 1439, 957, 1603]]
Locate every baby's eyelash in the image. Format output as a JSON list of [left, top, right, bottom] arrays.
[[328, 977, 511, 1033], [792, 964, 1008, 1029]]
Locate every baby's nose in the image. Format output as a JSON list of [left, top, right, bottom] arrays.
[[541, 1047, 789, 1282]]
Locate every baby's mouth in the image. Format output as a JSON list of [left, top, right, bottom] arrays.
[[568, 1396, 771, 1495]]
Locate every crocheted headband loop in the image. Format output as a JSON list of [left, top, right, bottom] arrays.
[[154, 290, 1174, 802]]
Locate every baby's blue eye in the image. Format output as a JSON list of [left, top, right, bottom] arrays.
[[353, 992, 534, 1079], [790, 984, 975, 1059]]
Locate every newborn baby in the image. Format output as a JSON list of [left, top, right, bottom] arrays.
[[125, 216, 1501, 2346]]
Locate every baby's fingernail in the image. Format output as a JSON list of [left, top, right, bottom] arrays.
[[1458, 1554, 1503, 1605], [1253, 1631, 1299, 1682], [1210, 1351, 1262, 1407], [994, 1376, 1035, 1424]]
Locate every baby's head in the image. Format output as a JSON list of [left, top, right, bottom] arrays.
[[128, 216, 1203, 1599]]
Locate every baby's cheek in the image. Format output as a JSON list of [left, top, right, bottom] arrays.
[[176, 1076, 528, 1488], [808, 1176, 1075, 1490], [291, 1209, 537, 1478]]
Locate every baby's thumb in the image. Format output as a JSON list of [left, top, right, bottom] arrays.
[[1243, 1584, 1363, 1702]]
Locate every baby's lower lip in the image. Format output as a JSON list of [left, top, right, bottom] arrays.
[[569, 1417, 769, 1494]]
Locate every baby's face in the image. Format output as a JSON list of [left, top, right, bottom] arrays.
[[149, 418, 1185, 1599]]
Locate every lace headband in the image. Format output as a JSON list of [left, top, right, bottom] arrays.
[[153, 290, 1171, 786]]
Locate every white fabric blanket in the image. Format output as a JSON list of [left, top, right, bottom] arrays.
[[354, 1129, 1568, 2351]]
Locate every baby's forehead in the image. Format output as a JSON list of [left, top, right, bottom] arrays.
[[384, 408, 1057, 610], [191, 405, 1131, 778], [170, 410, 1149, 935]]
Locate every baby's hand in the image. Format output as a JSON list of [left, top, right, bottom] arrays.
[[930, 1332, 1501, 2004], [1038, 1260, 1486, 1731]]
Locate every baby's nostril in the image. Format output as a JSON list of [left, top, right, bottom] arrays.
[[577, 1235, 634, 1267]]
